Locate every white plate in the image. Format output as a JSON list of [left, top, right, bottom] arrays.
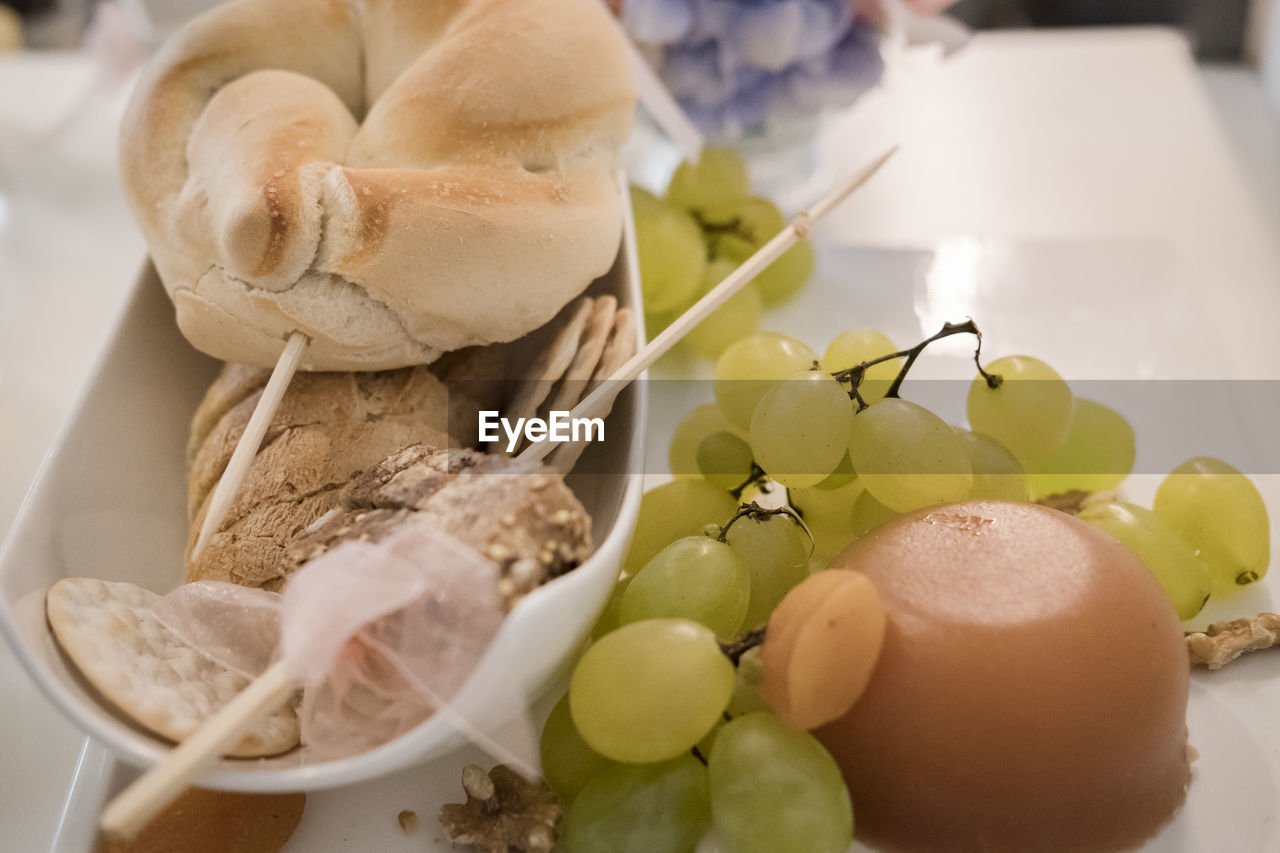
[[651, 239, 1280, 853], [29, 241, 1280, 851]]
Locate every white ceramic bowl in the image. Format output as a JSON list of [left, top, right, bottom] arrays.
[[0, 225, 646, 792]]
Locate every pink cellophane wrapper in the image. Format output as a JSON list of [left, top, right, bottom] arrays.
[[153, 521, 505, 759], [151, 580, 280, 678]]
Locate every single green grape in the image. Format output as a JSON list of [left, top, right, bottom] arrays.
[[821, 327, 901, 405], [666, 146, 750, 213], [633, 192, 707, 315], [590, 573, 632, 641], [1026, 398, 1135, 497], [669, 404, 745, 479], [750, 371, 853, 489], [848, 398, 972, 513], [685, 259, 764, 359], [1154, 457, 1269, 596], [849, 486, 900, 539], [967, 355, 1074, 466], [570, 618, 734, 763], [714, 333, 818, 431], [621, 536, 751, 638], [540, 692, 617, 803], [624, 480, 740, 575], [724, 647, 771, 719], [954, 428, 1029, 502], [724, 511, 812, 628], [790, 480, 861, 567], [1078, 501, 1211, 620], [561, 754, 711, 853], [708, 712, 853, 853], [696, 431, 756, 492]]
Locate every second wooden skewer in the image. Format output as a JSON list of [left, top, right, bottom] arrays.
[[190, 330, 308, 560]]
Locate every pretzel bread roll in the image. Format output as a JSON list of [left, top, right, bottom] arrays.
[[120, 0, 634, 370]]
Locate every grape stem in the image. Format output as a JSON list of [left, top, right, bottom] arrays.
[[692, 212, 763, 253], [696, 215, 746, 238], [832, 319, 1002, 411], [720, 626, 767, 666], [715, 503, 806, 543], [729, 463, 771, 500]]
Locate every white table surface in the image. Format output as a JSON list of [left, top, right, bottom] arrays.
[[2, 27, 1279, 851]]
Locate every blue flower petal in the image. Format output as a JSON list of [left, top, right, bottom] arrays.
[[662, 41, 736, 109], [727, 1, 807, 72], [624, 0, 696, 44]]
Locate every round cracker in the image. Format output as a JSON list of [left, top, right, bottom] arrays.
[[46, 578, 299, 758]]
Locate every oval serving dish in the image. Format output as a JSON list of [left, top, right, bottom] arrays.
[[0, 185, 646, 792]]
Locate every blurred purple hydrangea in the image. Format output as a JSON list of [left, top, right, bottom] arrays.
[[622, 0, 884, 140]]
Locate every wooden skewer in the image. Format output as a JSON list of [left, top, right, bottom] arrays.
[[98, 146, 896, 838], [191, 331, 308, 560], [520, 144, 899, 465]]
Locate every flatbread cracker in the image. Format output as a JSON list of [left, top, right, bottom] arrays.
[[46, 578, 299, 758], [540, 295, 617, 421], [502, 297, 594, 454], [584, 307, 636, 398], [549, 307, 638, 472]]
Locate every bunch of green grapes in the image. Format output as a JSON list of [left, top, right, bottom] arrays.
[[673, 327, 1268, 620], [544, 493, 854, 852], [542, 322, 1274, 851], [632, 148, 815, 357]]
